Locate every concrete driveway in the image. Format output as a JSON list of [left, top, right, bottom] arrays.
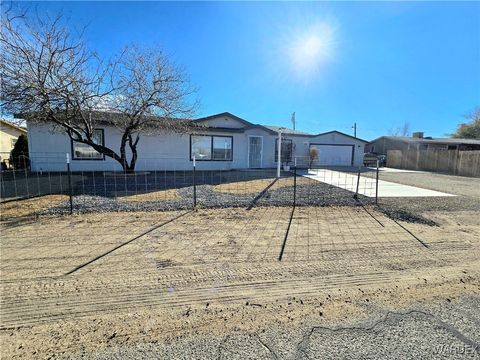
[[301, 169, 455, 198]]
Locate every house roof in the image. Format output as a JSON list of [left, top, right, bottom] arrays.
[[313, 130, 369, 143], [15, 110, 368, 143], [194, 112, 278, 134], [369, 136, 480, 145], [262, 125, 313, 136], [0, 118, 27, 133], [194, 112, 253, 127]]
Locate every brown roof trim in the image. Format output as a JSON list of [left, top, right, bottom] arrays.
[[0, 119, 27, 133], [194, 112, 252, 126], [194, 112, 278, 135], [313, 130, 368, 143]]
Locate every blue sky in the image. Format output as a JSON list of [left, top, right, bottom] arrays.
[[12, 1, 480, 140]]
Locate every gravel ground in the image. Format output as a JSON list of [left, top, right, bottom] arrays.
[[366, 170, 480, 198], [64, 295, 480, 360], [359, 169, 480, 217], [44, 181, 375, 215], [40, 179, 440, 226]]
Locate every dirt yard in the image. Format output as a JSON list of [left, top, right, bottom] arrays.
[[1, 205, 479, 359], [213, 177, 311, 194], [118, 188, 179, 202], [0, 195, 69, 218]]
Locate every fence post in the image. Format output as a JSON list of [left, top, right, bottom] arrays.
[[192, 155, 197, 209], [293, 158, 297, 207], [66, 153, 73, 215], [354, 165, 361, 199], [375, 158, 379, 205]]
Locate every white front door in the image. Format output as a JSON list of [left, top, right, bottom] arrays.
[[248, 136, 263, 168]]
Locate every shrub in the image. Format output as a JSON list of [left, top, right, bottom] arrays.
[[10, 134, 30, 169]]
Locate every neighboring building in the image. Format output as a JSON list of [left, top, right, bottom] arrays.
[[366, 133, 480, 154], [366, 133, 480, 176], [0, 118, 27, 158], [23, 112, 367, 172]]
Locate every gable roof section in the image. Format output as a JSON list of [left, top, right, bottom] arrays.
[[313, 130, 368, 143], [194, 112, 279, 135], [194, 112, 253, 127], [195, 112, 319, 137]]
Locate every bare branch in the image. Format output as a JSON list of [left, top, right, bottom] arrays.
[[1, 11, 199, 172]]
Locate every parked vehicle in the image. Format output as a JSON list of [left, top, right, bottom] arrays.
[[363, 152, 378, 167], [378, 155, 386, 167], [363, 153, 386, 167]]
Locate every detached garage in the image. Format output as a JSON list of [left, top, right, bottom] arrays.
[[309, 144, 354, 166], [308, 131, 367, 167]]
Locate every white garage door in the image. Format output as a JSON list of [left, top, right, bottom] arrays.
[[310, 145, 353, 166]]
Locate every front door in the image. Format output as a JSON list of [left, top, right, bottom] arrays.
[[248, 136, 262, 168]]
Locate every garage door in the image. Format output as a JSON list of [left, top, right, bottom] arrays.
[[310, 144, 353, 166]]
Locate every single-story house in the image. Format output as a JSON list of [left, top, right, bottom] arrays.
[[24, 112, 367, 172], [366, 132, 480, 154], [0, 118, 27, 155]]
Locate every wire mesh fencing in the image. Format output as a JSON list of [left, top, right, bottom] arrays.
[[1, 152, 380, 219]]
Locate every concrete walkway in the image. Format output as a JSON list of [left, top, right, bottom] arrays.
[[301, 169, 455, 198]]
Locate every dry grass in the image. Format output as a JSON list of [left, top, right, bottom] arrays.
[[0, 194, 69, 219], [118, 189, 179, 202], [213, 177, 312, 194]]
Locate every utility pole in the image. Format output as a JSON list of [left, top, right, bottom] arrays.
[[352, 123, 357, 138], [291, 112, 296, 131]]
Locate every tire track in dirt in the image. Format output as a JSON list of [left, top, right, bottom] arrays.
[[0, 273, 419, 328], [2, 264, 478, 329]]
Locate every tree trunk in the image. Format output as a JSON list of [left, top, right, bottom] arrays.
[[125, 134, 140, 173], [67, 129, 140, 173]]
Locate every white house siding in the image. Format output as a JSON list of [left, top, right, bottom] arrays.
[[26, 116, 366, 171], [308, 132, 365, 167], [27, 123, 246, 172]]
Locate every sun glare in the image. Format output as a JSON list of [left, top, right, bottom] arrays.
[[286, 22, 336, 80]]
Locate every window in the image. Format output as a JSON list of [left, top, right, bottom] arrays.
[[275, 138, 293, 163], [10, 138, 17, 147], [72, 129, 104, 160], [191, 135, 212, 160], [190, 135, 233, 161], [213, 136, 232, 160]]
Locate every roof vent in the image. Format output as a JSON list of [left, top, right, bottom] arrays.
[[412, 132, 424, 138]]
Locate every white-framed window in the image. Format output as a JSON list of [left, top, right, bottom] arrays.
[[71, 129, 105, 160], [190, 135, 233, 161]]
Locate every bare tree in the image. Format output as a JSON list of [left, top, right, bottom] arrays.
[[107, 46, 198, 171], [1, 10, 198, 172], [451, 107, 480, 139], [389, 121, 411, 137]]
